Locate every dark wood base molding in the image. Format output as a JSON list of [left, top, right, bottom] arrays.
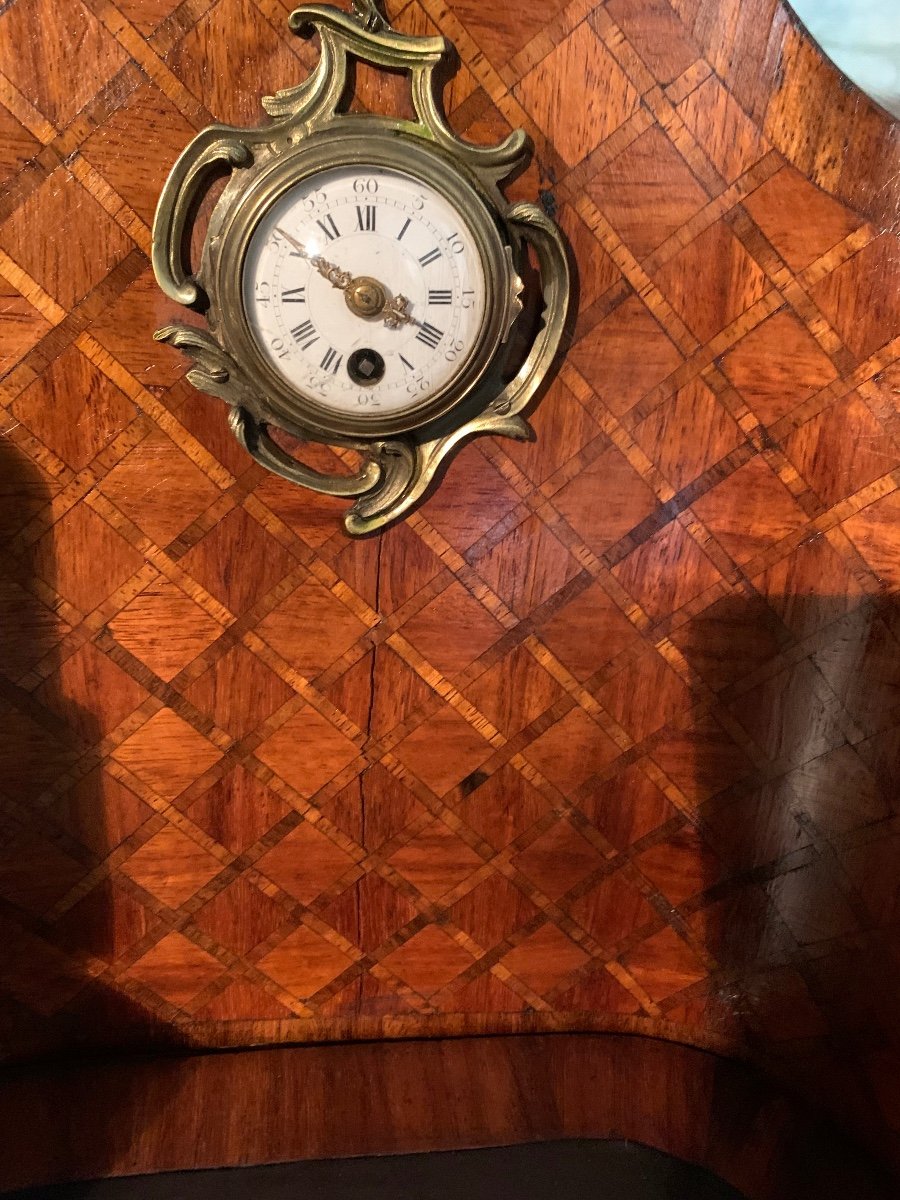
[[0, 1034, 892, 1198]]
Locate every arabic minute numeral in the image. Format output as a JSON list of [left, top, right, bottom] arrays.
[[301, 189, 327, 211], [445, 338, 465, 363], [461, 289, 476, 309], [416, 322, 443, 350], [447, 232, 465, 255]]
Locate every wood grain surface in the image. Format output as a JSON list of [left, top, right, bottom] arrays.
[[0, 0, 899, 1185], [0, 1034, 894, 1198]]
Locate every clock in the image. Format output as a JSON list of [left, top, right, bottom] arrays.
[[152, 0, 570, 535]]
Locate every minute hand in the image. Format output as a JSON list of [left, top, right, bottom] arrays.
[[275, 226, 352, 290], [275, 225, 415, 328]]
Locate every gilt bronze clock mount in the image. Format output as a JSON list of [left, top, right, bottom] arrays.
[[153, 0, 570, 534]]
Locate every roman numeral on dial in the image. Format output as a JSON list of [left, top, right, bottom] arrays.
[[419, 247, 441, 267], [428, 289, 452, 305], [356, 205, 376, 231], [291, 320, 319, 350], [415, 322, 443, 350], [320, 347, 342, 375], [316, 214, 340, 241], [397, 217, 411, 241], [281, 287, 306, 303]]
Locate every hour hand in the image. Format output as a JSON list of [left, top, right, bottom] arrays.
[[275, 225, 413, 327], [275, 226, 352, 290], [382, 294, 414, 328]]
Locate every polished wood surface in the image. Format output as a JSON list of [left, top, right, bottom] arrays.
[[1, 0, 899, 1184], [0, 1035, 893, 1198]]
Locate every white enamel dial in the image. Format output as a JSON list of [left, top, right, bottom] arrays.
[[241, 163, 488, 417]]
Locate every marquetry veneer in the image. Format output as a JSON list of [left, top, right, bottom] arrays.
[[0, 0, 898, 1182]]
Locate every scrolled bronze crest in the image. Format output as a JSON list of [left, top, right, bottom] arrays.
[[152, 0, 570, 535]]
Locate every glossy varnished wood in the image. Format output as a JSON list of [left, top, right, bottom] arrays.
[[0, 0, 899, 1186], [0, 1035, 893, 1198]]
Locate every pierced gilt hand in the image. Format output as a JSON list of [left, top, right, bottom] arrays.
[[275, 225, 415, 328]]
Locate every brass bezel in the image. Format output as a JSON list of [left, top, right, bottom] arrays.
[[207, 126, 512, 441]]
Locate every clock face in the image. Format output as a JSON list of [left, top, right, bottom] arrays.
[[241, 163, 488, 419]]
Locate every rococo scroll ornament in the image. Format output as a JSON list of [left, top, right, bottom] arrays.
[[152, 0, 570, 535]]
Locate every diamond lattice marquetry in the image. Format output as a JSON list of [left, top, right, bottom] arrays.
[[119, 823, 223, 908], [402, 580, 505, 676], [380, 925, 476, 998], [452, 764, 551, 850], [256, 576, 368, 674], [386, 817, 484, 902], [621, 926, 707, 1003], [515, 24, 640, 168], [632, 377, 743, 492], [465, 644, 564, 737], [742, 165, 863, 273], [0, 168, 134, 309], [612, 519, 722, 622], [125, 931, 226, 1009], [721, 309, 839, 427], [0, 0, 127, 128], [81, 82, 201, 227], [181, 507, 302, 618], [11, 345, 137, 472], [36, 502, 145, 617], [193, 876, 291, 956], [570, 294, 683, 417], [513, 819, 605, 901], [186, 765, 291, 855], [184, 645, 294, 740], [256, 924, 355, 1000], [99, 429, 222, 547], [256, 820, 357, 905], [691, 455, 809, 567], [474, 514, 580, 618], [256, 706, 361, 799], [109, 578, 225, 681], [569, 869, 657, 947], [537, 579, 642, 680], [112, 708, 223, 801], [0, 103, 40, 188], [0, 277, 51, 377], [501, 923, 590, 996], [525, 706, 621, 791], [587, 126, 709, 260], [655, 222, 769, 343], [2, 0, 899, 1168]]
